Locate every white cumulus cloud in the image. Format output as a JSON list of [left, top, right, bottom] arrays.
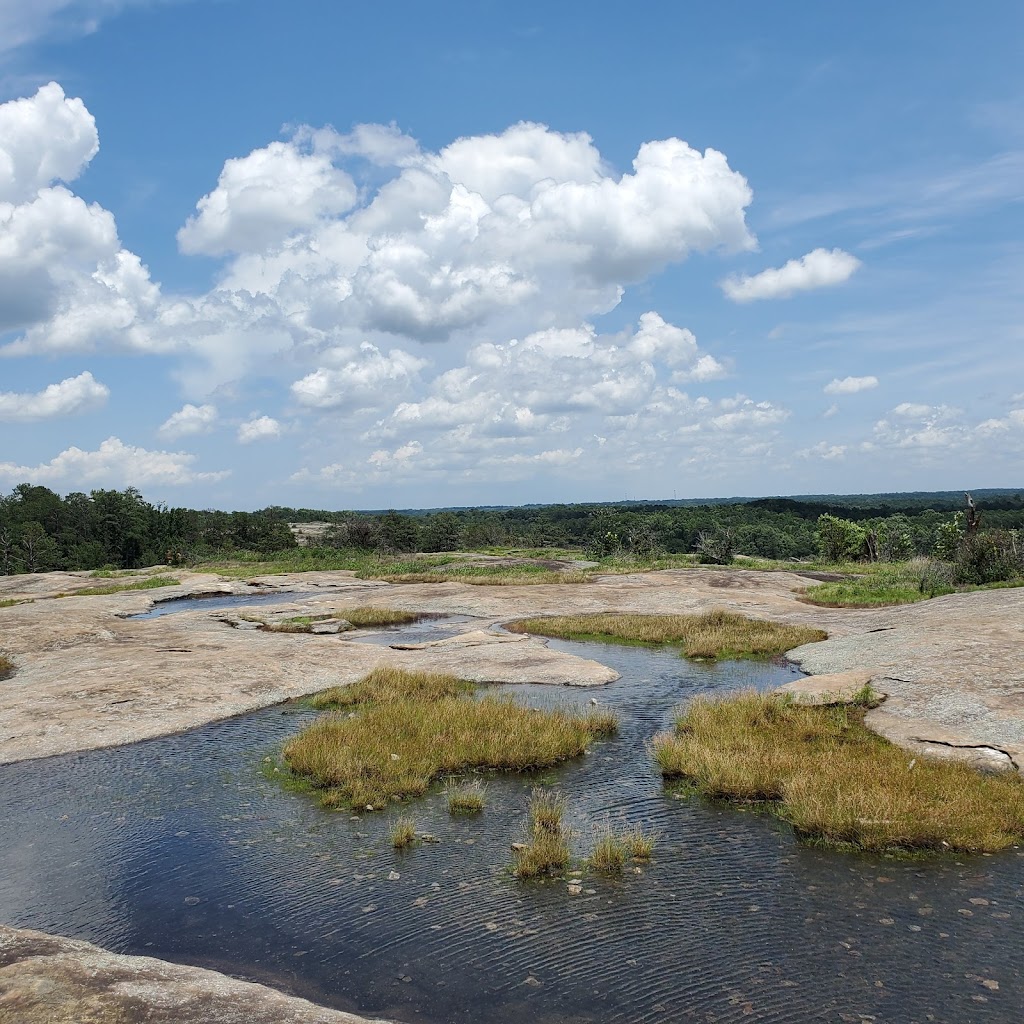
[[178, 141, 359, 256], [0, 82, 97, 202], [237, 415, 282, 443], [158, 403, 218, 439], [721, 248, 861, 302], [0, 436, 228, 486], [0, 370, 108, 421], [824, 375, 879, 395]]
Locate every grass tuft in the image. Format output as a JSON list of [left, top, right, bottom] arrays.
[[588, 830, 628, 874], [653, 689, 1024, 853], [308, 665, 473, 710], [0, 598, 32, 608], [506, 609, 826, 660], [286, 669, 616, 810], [528, 788, 566, 834], [57, 576, 180, 597], [262, 606, 425, 633], [446, 778, 486, 813], [390, 816, 417, 848], [620, 824, 659, 860], [0, 653, 14, 679], [512, 789, 572, 878]]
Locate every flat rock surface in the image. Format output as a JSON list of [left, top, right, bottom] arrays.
[[1, 567, 1022, 769], [0, 925, 390, 1024], [774, 668, 881, 705]]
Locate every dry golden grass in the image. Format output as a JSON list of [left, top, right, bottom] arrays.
[[653, 690, 1024, 853], [286, 668, 618, 810], [506, 609, 826, 660], [0, 653, 13, 678]]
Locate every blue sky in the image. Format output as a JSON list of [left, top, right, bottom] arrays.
[[1, 1, 1022, 510]]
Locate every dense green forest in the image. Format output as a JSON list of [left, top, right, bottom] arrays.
[[2, 482, 1022, 577]]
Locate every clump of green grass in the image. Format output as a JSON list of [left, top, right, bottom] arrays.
[[512, 789, 572, 878], [57, 576, 180, 597], [285, 668, 617, 810], [620, 824, 658, 860], [446, 778, 486, 813], [506, 609, 826, 661], [261, 606, 425, 633], [512, 829, 572, 878], [588, 830, 628, 874], [0, 653, 14, 679], [308, 665, 474, 710], [390, 816, 417, 849], [528, 788, 566, 834], [653, 690, 1024, 854], [799, 564, 941, 608], [0, 598, 31, 608]]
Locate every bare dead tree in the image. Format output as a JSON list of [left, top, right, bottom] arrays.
[[964, 492, 981, 536]]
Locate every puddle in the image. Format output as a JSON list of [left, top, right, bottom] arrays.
[[129, 591, 301, 618], [0, 639, 1020, 1023]]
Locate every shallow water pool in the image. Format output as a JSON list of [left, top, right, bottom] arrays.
[[0, 638, 1021, 1023]]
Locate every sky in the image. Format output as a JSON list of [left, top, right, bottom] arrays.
[[0, 1, 1022, 511]]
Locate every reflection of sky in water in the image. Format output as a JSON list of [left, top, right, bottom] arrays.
[[1, 639, 1022, 1023]]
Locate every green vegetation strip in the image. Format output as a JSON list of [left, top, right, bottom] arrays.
[[259, 606, 425, 632], [653, 690, 1024, 853], [57, 576, 181, 597], [505, 610, 826, 660], [285, 667, 618, 810]]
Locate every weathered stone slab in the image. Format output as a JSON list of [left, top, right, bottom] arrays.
[[774, 668, 882, 705], [0, 925, 390, 1024]]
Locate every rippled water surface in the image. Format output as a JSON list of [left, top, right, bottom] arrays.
[[1, 638, 1022, 1023]]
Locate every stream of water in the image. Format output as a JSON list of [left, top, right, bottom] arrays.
[[0, 636, 1021, 1023]]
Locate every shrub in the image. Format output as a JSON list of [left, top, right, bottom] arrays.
[[816, 513, 867, 563], [952, 529, 1023, 585], [695, 528, 735, 565]]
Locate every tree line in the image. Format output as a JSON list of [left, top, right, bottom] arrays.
[[1, 482, 1022, 576]]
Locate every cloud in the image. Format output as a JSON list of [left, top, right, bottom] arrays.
[[0, 82, 98, 203], [158, 403, 218, 439], [0, 89, 757, 401], [721, 248, 861, 302], [291, 344, 427, 411], [177, 141, 359, 256], [0, 436, 228, 486], [0, 370, 108, 421], [824, 375, 878, 395], [367, 440, 422, 467], [237, 414, 282, 443], [0, 2, 150, 61], [798, 441, 847, 460], [870, 404, 965, 450]]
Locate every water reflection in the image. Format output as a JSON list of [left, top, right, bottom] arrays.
[[0, 639, 1021, 1023]]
